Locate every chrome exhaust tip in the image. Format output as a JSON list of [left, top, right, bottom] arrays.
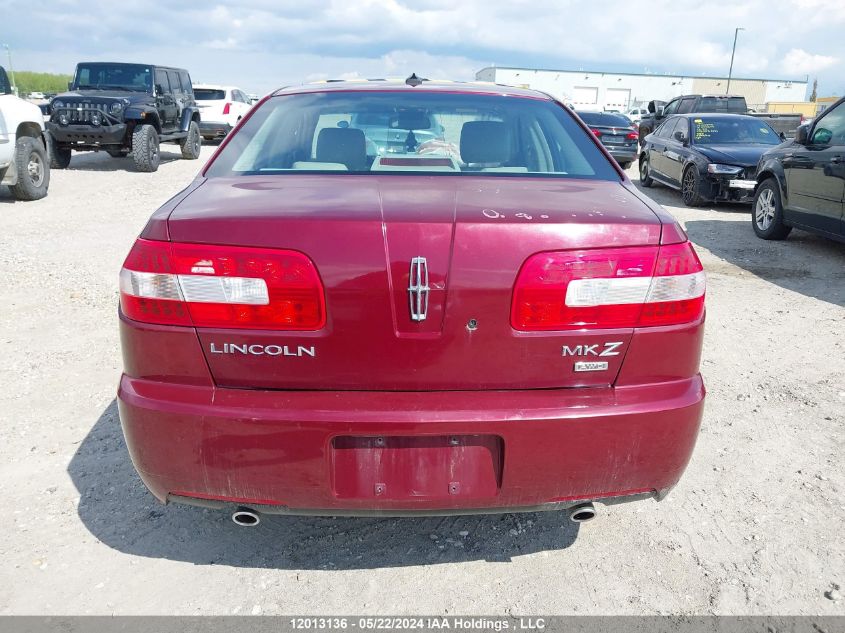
[[569, 502, 597, 523], [232, 507, 261, 527]]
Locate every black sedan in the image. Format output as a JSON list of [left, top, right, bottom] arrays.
[[575, 111, 639, 169], [639, 113, 783, 206]]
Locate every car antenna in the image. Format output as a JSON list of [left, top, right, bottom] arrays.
[[405, 73, 427, 87]]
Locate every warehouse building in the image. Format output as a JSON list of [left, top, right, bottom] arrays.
[[475, 66, 808, 112]]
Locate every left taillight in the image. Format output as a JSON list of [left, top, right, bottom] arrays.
[[119, 239, 326, 330], [511, 241, 705, 331]]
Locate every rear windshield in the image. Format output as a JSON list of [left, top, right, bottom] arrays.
[[205, 91, 620, 179], [697, 97, 747, 112], [691, 117, 781, 145], [576, 112, 633, 127], [195, 89, 226, 100]]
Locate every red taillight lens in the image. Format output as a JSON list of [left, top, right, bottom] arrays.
[[511, 242, 705, 331], [591, 128, 603, 137], [626, 130, 639, 140], [119, 239, 326, 330], [222, 102, 231, 115]]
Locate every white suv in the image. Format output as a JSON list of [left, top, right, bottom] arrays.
[[626, 107, 649, 125], [194, 84, 253, 140], [0, 66, 50, 200]]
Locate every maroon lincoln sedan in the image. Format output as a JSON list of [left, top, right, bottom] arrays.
[[117, 78, 705, 525]]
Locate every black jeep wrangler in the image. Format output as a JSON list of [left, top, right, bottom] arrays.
[[46, 62, 201, 172]]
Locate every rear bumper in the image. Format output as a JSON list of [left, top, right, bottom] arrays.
[[199, 121, 232, 137], [117, 373, 705, 515], [605, 146, 638, 163]]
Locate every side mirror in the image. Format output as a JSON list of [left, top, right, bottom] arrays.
[[794, 125, 809, 145], [656, 106, 666, 117], [155, 84, 164, 97], [673, 130, 687, 144], [67, 81, 73, 91]]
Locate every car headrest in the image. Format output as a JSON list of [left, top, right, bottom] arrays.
[[316, 128, 367, 171], [460, 121, 512, 165]]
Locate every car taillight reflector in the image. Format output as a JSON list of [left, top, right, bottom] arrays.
[[591, 128, 603, 137], [222, 102, 231, 115], [626, 131, 639, 139], [511, 241, 705, 331], [119, 239, 326, 330]]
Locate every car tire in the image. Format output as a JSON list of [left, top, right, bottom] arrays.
[[639, 156, 654, 187], [752, 178, 792, 240], [132, 124, 160, 172], [681, 165, 705, 207], [9, 136, 50, 201], [46, 133, 71, 169], [180, 120, 201, 160]]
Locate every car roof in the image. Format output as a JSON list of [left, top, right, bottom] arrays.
[[272, 79, 552, 100], [76, 62, 189, 73], [673, 94, 745, 99], [672, 113, 761, 120], [194, 84, 238, 90]]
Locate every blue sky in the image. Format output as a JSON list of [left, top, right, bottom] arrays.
[[2, 0, 842, 97]]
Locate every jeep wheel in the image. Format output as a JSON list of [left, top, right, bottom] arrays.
[[132, 124, 160, 172], [9, 136, 50, 201], [46, 134, 71, 169], [180, 120, 201, 160]]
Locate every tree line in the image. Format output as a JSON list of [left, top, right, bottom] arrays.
[[11, 70, 73, 95]]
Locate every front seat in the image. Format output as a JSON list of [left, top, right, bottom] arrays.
[[316, 128, 367, 171], [460, 120, 513, 167]]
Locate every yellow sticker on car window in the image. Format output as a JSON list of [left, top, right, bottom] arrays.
[[694, 121, 717, 141]]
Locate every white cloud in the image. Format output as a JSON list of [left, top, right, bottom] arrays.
[[781, 48, 838, 75]]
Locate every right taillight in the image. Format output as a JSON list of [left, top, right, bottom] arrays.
[[119, 239, 326, 330], [511, 241, 705, 331]]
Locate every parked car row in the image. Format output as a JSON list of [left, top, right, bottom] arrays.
[[2, 60, 260, 200], [637, 97, 845, 244], [637, 94, 804, 143]]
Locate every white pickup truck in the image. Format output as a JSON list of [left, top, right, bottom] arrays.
[[0, 65, 50, 200]]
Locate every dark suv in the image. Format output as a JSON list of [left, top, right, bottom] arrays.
[[46, 62, 201, 172], [753, 96, 845, 243]]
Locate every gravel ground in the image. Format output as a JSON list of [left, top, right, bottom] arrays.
[[0, 148, 843, 615]]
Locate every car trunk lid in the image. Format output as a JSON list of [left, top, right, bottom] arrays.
[[166, 175, 663, 391]]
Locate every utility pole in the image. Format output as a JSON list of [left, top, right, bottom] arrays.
[[726, 27, 744, 95]]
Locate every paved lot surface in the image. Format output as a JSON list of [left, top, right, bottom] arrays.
[[1, 148, 843, 615]]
